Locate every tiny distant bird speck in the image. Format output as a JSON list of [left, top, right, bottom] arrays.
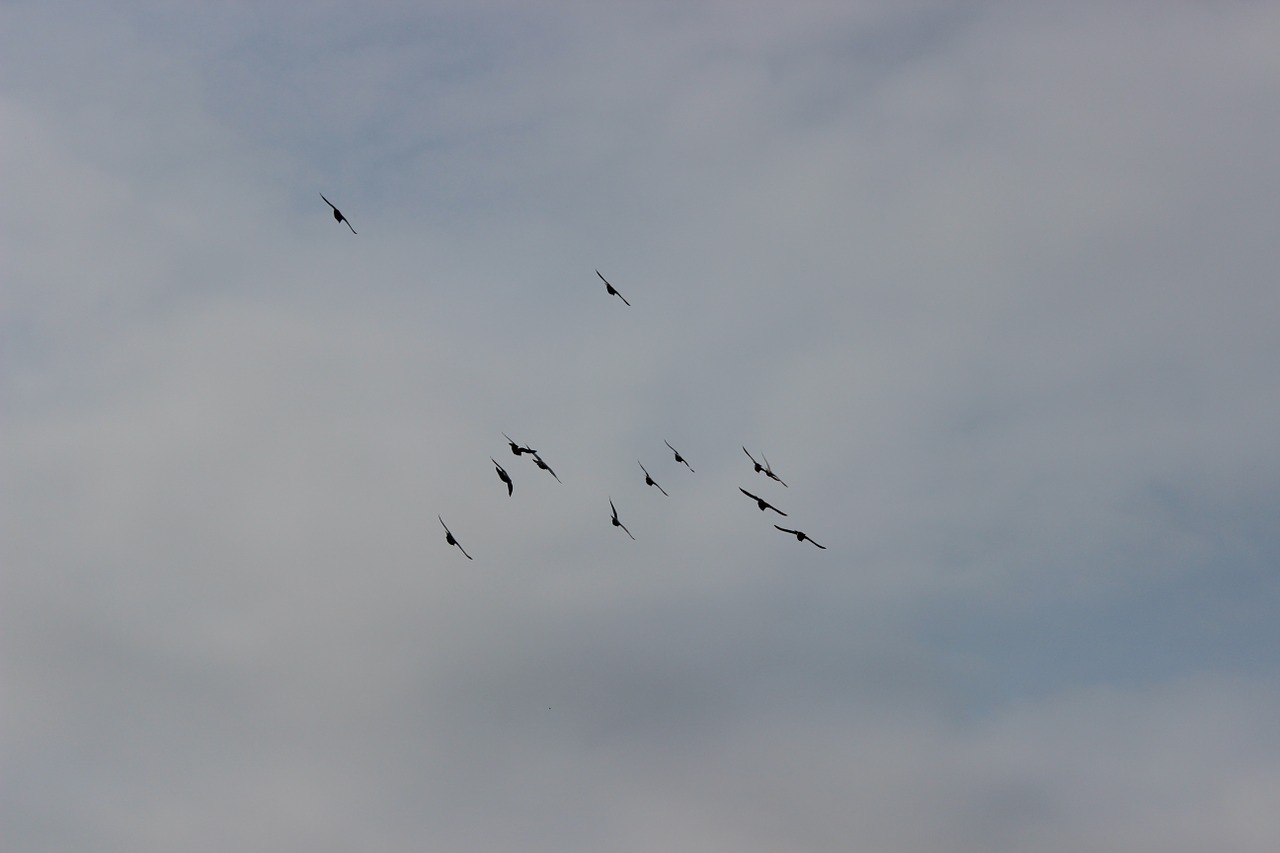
[[320, 193, 357, 234], [638, 461, 669, 496], [665, 440, 694, 472], [774, 525, 825, 549], [532, 453, 561, 483], [438, 515, 472, 560], [761, 453, 788, 487], [739, 487, 787, 516], [609, 498, 635, 539], [491, 458, 513, 496], [596, 270, 630, 306], [503, 432, 537, 456]]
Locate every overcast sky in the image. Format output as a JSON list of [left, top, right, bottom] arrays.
[[4, 2, 1280, 850]]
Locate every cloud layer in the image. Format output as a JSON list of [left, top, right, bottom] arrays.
[[4, 2, 1280, 850]]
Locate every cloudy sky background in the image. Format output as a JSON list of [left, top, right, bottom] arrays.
[[4, 1, 1280, 850]]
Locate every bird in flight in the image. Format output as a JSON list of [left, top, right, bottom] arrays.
[[739, 487, 787, 516], [609, 498, 635, 539], [774, 525, 825, 549], [491, 458, 513, 496], [761, 453, 788, 487], [638, 461, 669, 496], [665, 440, 694, 472], [532, 453, 561, 482], [503, 433, 537, 456], [438, 515, 472, 560], [743, 446, 765, 474], [320, 193, 357, 234], [596, 270, 630, 306]]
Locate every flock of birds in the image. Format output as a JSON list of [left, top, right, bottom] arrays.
[[321, 193, 826, 560]]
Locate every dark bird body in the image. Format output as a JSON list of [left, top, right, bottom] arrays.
[[775, 525, 825, 549], [761, 453, 788, 487], [438, 515, 472, 560], [638, 461, 669, 496], [503, 433, 537, 456], [609, 498, 635, 539], [320, 193, 357, 234], [491, 458, 513, 496], [739, 487, 787, 516], [532, 453, 561, 482], [665, 440, 694, 472], [596, 270, 630, 306]]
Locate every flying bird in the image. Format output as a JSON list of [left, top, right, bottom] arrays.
[[320, 193, 357, 234], [532, 453, 561, 482], [609, 498, 635, 539], [665, 440, 694, 472], [491, 458, 513, 496], [739, 487, 787, 516], [438, 515, 472, 560], [761, 453, 788, 487], [596, 270, 630, 306], [638, 461, 669, 496], [743, 446, 765, 474], [774, 525, 825, 549], [503, 432, 537, 456]]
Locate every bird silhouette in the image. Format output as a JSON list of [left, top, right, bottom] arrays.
[[761, 453, 788, 487], [503, 432, 537, 456], [743, 446, 765, 474], [774, 525, 825, 549], [532, 453, 561, 482], [438, 515, 472, 560], [638, 461, 669, 496], [491, 458, 513, 496], [739, 487, 787, 516], [609, 498, 635, 539], [596, 270, 630, 306], [320, 193, 357, 234], [665, 440, 694, 472]]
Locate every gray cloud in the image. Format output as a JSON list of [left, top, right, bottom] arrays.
[[4, 1, 1280, 850]]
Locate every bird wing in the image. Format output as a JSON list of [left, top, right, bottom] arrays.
[[438, 515, 448, 532], [774, 525, 799, 535], [320, 192, 336, 210], [739, 487, 760, 500], [743, 446, 759, 465]]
